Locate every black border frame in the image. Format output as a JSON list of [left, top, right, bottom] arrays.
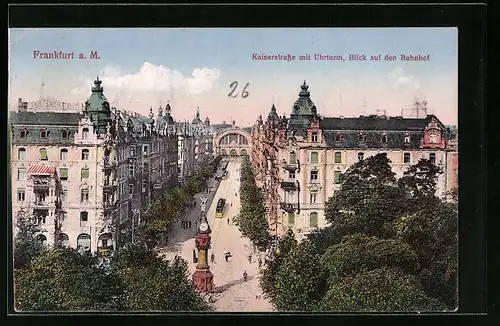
[[6, 3, 488, 325]]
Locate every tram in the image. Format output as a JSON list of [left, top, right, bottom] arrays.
[[215, 198, 226, 218]]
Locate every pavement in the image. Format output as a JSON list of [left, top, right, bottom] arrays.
[[157, 157, 274, 312]]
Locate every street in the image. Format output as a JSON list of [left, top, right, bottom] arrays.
[[157, 157, 274, 312]]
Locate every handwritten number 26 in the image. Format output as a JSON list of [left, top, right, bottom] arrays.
[[228, 81, 249, 98]]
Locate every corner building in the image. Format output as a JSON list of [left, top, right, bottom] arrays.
[[10, 78, 178, 253], [251, 81, 458, 241]]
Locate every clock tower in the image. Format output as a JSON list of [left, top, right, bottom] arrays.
[[192, 200, 215, 293]]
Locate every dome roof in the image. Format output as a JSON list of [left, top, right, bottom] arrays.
[[85, 77, 110, 113], [291, 80, 317, 116]]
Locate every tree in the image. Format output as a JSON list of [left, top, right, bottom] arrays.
[[318, 267, 447, 312], [260, 229, 297, 303], [398, 158, 443, 200], [13, 211, 45, 270], [325, 153, 407, 239], [292, 153, 458, 312], [139, 156, 222, 248], [111, 245, 210, 311], [14, 248, 122, 311], [395, 198, 458, 309], [320, 233, 420, 280], [271, 242, 328, 311], [236, 156, 272, 249]]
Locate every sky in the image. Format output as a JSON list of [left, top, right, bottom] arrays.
[[8, 28, 458, 126]]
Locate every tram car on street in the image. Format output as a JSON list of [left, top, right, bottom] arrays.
[[215, 198, 226, 218]]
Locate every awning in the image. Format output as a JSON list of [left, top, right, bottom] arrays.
[[28, 165, 56, 176]]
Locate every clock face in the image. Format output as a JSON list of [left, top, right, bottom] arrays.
[[199, 222, 209, 232]]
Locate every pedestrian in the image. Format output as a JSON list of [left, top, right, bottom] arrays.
[[258, 257, 262, 268], [227, 218, 230, 224], [248, 253, 252, 263], [211, 253, 215, 263], [243, 270, 248, 282], [231, 202, 233, 207]]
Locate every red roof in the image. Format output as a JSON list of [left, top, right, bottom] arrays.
[[27, 165, 56, 175]]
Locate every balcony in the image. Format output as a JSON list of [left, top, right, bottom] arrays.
[[103, 157, 117, 169], [103, 179, 118, 189], [281, 161, 299, 172], [280, 202, 299, 213], [33, 201, 53, 208], [280, 181, 297, 191], [103, 201, 118, 211]]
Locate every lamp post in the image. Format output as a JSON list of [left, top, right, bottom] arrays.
[[192, 196, 215, 293]]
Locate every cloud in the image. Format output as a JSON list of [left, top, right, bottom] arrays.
[[81, 62, 222, 95], [389, 67, 419, 90]]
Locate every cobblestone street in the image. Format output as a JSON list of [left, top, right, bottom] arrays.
[[157, 158, 274, 312]]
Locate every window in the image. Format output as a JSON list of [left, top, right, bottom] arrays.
[[36, 234, 47, 246], [310, 170, 318, 182], [334, 171, 342, 184], [80, 212, 89, 227], [404, 152, 411, 164], [143, 145, 149, 156], [77, 233, 91, 251], [311, 132, 318, 142], [289, 171, 295, 179], [310, 192, 317, 203], [358, 133, 365, 142], [18, 148, 26, 160], [429, 153, 436, 164], [40, 129, 48, 138], [310, 212, 318, 228], [430, 134, 437, 144], [129, 164, 134, 177], [39, 148, 48, 160], [335, 133, 342, 142], [310, 152, 318, 164], [36, 213, 46, 224], [382, 134, 388, 143], [18, 168, 26, 181], [81, 167, 89, 180], [81, 189, 89, 202], [143, 162, 149, 174], [82, 128, 89, 140], [289, 151, 296, 164], [142, 180, 146, 192], [60, 168, 68, 180], [129, 184, 134, 195], [60, 189, 68, 202], [60, 149, 68, 160], [59, 212, 67, 224], [334, 152, 341, 163], [58, 233, 69, 247], [61, 129, 69, 139], [81, 149, 90, 160], [20, 129, 27, 138], [130, 147, 136, 157], [288, 213, 295, 225], [404, 135, 410, 144], [358, 152, 364, 161], [17, 189, 25, 201]]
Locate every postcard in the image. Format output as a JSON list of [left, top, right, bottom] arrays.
[[9, 27, 458, 313]]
